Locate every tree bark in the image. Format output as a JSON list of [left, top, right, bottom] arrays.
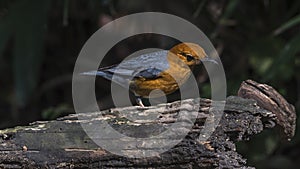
[[0, 80, 296, 169]]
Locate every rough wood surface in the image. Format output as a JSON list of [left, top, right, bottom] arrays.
[[238, 79, 296, 140], [0, 96, 280, 169]]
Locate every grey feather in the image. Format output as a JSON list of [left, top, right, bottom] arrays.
[[81, 50, 170, 87]]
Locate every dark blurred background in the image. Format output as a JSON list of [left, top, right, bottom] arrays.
[[0, 0, 299, 168]]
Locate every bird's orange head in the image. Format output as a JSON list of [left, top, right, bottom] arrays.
[[169, 43, 214, 67]]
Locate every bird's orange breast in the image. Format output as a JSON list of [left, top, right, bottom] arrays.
[[130, 72, 179, 97], [129, 52, 192, 98]]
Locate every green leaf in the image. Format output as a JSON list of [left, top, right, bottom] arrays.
[[265, 33, 300, 81], [274, 14, 300, 35], [247, 36, 284, 77], [220, 0, 240, 24], [42, 104, 71, 120], [192, 0, 208, 18]]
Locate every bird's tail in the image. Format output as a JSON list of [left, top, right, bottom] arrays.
[[80, 71, 129, 88], [80, 70, 112, 79]]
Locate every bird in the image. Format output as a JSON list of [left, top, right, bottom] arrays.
[[82, 43, 217, 107]]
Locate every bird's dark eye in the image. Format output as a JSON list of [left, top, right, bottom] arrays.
[[185, 54, 194, 62], [180, 52, 194, 62]]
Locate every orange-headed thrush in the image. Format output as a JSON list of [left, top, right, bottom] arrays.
[[82, 43, 217, 107]]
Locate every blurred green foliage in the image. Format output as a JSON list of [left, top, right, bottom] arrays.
[[0, 0, 299, 168], [42, 103, 72, 120], [0, 0, 49, 107]]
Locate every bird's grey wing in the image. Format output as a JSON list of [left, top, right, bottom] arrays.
[[133, 67, 163, 79], [81, 50, 169, 87], [107, 50, 169, 78]]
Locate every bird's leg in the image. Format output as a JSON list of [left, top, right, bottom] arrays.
[[135, 96, 145, 107]]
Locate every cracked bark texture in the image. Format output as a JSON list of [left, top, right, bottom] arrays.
[[238, 79, 296, 140], [0, 80, 296, 169]]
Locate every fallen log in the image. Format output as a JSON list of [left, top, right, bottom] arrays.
[[0, 80, 296, 168]]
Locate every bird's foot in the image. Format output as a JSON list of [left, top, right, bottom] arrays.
[[136, 97, 145, 107]]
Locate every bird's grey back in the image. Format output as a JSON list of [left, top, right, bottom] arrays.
[[108, 50, 169, 77], [82, 50, 170, 88]]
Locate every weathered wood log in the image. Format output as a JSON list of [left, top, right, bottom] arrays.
[[0, 80, 296, 168], [238, 79, 296, 140]]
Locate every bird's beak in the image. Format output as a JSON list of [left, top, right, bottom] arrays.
[[200, 55, 218, 65]]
